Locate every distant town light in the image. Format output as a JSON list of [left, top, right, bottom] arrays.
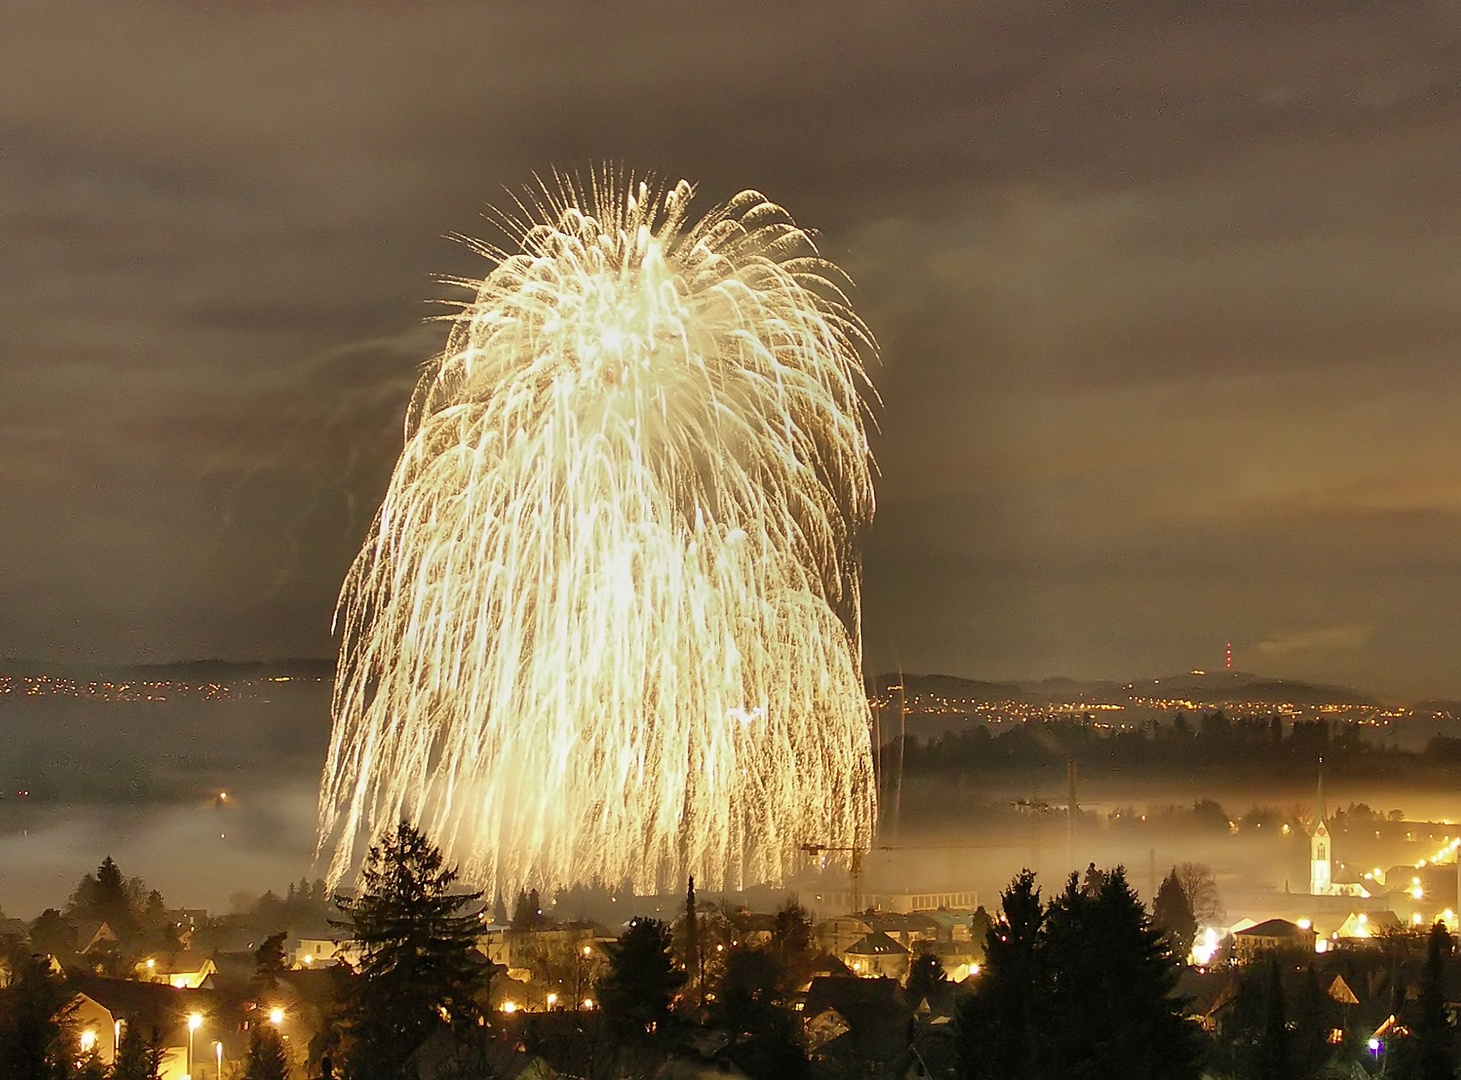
[[501, 1001, 517, 1014], [268, 1007, 284, 1026]]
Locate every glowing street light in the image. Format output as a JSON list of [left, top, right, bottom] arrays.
[[79, 1030, 96, 1053], [187, 1013, 202, 1078], [268, 1007, 285, 1026], [214, 1041, 222, 1079]]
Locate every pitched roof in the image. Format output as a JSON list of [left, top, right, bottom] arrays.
[[68, 976, 223, 1044], [845, 931, 909, 956], [1234, 919, 1309, 939]]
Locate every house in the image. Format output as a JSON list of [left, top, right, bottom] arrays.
[[1232, 919, 1316, 961], [814, 915, 873, 957], [1334, 911, 1404, 941], [289, 935, 362, 968], [134, 955, 217, 989], [867, 912, 942, 950], [68, 976, 231, 1080], [803, 976, 913, 1077], [918, 938, 982, 982], [843, 931, 911, 980]]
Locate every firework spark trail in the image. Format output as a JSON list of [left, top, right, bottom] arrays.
[[317, 173, 877, 895]]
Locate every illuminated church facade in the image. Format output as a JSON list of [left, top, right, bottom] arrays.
[[1310, 762, 1370, 898]]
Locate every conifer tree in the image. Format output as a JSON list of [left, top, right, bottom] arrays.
[[1286, 962, 1334, 1080], [1042, 867, 1201, 1079], [769, 898, 815, 996], [1250, 959, 1289, 1080], [241, 1023, 290, 1080], [510, 889, 533, 932], [1152, 868, 1197, 959], [251, 931, 289, 1001], [598, 916, 685, 1069], [680, 876, 701, 1008], [527, 887, 543, 929], [905, 951, 950, 1010], [0, 953, 79, 1079], [111, 1021, 166, 1080], [1393, 921, 1457, 1080], [334, 822, 489, 1080], [957, 869, 1045, 1080]]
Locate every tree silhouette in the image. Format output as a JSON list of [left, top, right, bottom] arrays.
[[0, 953, 79, 1079], [957, 868, 1045, 1080], [960, 866, 1200, 1080], [1392, 921, 1456, 1080], [1152, 869, 1197, 958], [334, 821, 489, 1080], [250, 931, 288, 1002], [1173, 862, 1224, 925], [677, 877, 702, 1009], [769, 898, 815, 996], [598, 917, 684, 1069], [1042, 867, 1199, 1079], [111, 1020, 166, 1080], [241, 1023, 290, 1080], [905, 951, 950, 1010]]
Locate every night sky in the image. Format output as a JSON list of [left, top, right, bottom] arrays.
[[5, 2, 1461, 698]]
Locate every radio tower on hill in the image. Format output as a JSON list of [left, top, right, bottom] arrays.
[[1225, 642, 1233, 671]]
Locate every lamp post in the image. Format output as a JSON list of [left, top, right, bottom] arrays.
[[187, 1013, 202, 1079], [214, 1040, 222, 1080]]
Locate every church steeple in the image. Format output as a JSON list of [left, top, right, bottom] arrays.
[[1316, 756, 1327, 825], [1311, 758, 1331, 895]]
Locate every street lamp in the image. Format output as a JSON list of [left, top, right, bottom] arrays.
[[214, 1041, 222, 1080], [187, 1013, 202, 1078], [269, 1007, 285, 1026]]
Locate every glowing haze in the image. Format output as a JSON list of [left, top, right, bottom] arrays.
[[317, 172, 878, 896]]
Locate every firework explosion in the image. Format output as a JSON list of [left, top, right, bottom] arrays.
[[318, 173, 877, 895]]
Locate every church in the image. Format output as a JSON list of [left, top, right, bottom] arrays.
[[1310, 762, 1370, 899]]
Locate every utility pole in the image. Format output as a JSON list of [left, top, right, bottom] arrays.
[[1066, 758, 1078, 872]]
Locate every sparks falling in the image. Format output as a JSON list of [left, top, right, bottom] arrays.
[[317, 172, 877, 896]]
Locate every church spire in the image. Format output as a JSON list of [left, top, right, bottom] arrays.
[[1316, 756, 1326, 824]]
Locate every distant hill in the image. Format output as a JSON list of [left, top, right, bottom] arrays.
[[0, 656, 336, 681], [873, 669, 1383, 710], [1413, 700, 1461, 719], [0, 657, 1388, 709], [128, 657, 336, 680]]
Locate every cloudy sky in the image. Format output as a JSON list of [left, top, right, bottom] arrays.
[[4, 1, 1461, 698]]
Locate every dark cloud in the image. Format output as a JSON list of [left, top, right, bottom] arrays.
[[3, 1, 1461, 693]]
